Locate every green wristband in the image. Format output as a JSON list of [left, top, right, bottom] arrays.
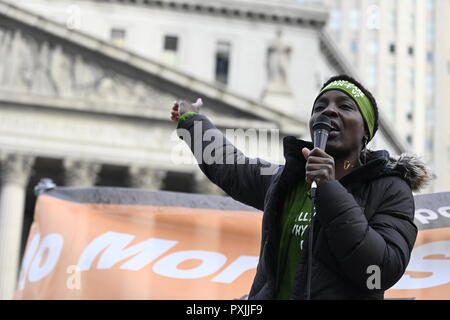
[[177, 112, 198, 125]]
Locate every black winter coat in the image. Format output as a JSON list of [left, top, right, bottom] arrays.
[[178, 114, 431, 300]]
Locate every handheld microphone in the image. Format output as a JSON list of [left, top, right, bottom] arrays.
[[311, 114, 332, 191], [306, 114, 332, 299]]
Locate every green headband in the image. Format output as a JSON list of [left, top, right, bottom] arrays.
[[317, 80, 376, 140]]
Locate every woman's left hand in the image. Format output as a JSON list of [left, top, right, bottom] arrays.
[[302, 147, 335, 185]]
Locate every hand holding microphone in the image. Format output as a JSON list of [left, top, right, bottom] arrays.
[[302, 114, 335, 189]]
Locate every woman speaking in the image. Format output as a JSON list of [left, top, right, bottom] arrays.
[[169, 75, 431, 300]]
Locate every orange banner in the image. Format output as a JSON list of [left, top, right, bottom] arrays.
[[15, 193, 261, 300], [14, 188, 450, 300], [385, 227, 450, 300]]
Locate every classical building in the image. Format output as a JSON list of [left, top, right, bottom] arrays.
[[8, 0, 408, 149], [0, 0, 406, 299]]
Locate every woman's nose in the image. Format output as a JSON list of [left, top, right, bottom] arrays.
[[321, 104, 339, 117]]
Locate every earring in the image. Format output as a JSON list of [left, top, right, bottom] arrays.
[[344, 160, 352, 170]]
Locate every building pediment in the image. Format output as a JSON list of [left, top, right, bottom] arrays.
[[0, 0, 306, 135]]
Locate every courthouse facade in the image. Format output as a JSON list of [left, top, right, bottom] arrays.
[[0, 0, 405, 299]]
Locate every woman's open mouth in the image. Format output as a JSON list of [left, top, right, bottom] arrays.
[[329, 129, 340, 139]]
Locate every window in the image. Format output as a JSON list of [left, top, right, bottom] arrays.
[[110, 28, 126, 48], [215, 41, 231, 85], [367, 40, 378, 55], [389, 11, 397, 33], [330, 9, 341, 30], [408, 46, 414, 56], [366, 5, 380, 30], [409, 67, 415, 89], [351, 40, 358, 54], [426, 20, 435, 41], [367, 64, 377, 88], [350, 9, 361, 31], [389, 43, 396, 54], [406, 135, 413, 145], [387, 98, 396, 120], [388, 65, 396, 88], [410, 12, 416, 34], [161, 35, 179, 66], [164, 35, 178, 51], [426, 139, 433, 152], [406, 100, 414, 115], [407, 112, 413, 121], [426, 106, 434, 126], [426, 74, 434, 95], [426, 0, 435, 10], [427, 51, 433, 63]]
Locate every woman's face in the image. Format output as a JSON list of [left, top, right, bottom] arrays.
[[309, 90, 366, 158]]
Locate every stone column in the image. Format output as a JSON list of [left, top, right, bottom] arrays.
[[194, 171, 225, 196], [63, 159, 101, 187], [0, 154, 34, 300], [128, 166, 167, 190]]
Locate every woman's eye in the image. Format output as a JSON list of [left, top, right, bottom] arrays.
[[341, 104, 352, 110], [314, 106, 324, 111]]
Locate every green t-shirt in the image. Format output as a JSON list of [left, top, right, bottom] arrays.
[[275, 182, 313, 299]]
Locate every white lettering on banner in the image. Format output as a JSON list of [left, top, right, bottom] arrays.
[[17, 233, 41, 290], [414, 206, 450, 224], [392, 240, 450, 289], [152, 250, 227, 279], [17, 231, 260, 288], [415, 209, 439, 224], [28, 234, 64, 283], [77, 231, 178, 271], [16, 227, 450, 292], [211, 256, 259, 283], [438, 206, 450, 218]]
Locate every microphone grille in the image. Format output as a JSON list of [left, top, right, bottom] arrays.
[[313, 114, 332, 131]]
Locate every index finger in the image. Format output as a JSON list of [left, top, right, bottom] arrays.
[[309, 147, 331, 158]]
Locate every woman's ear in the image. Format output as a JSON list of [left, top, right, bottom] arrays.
[[362, 128, 370, 144]]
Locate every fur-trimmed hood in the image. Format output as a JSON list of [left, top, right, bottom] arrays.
[[386, 153, 434, 192], [366, 149, 434, 192]]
